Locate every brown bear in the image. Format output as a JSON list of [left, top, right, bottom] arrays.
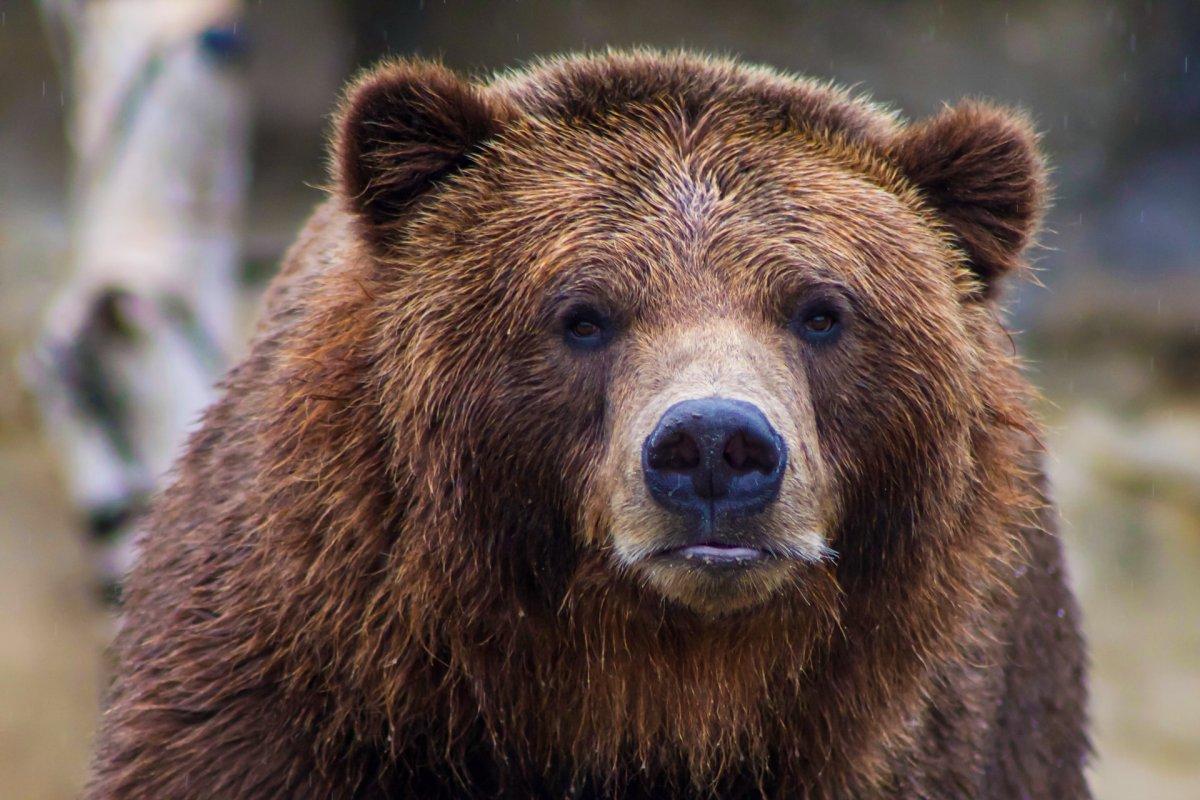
[[87, 51, 1089, 798]]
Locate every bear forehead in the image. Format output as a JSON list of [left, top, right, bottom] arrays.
[[449, 109, 953, 302], [476, 50, 938, 228], [484, 50, 918, 206], [490, 50, 902, 153]]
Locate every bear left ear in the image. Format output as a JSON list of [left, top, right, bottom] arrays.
[[333, 59, 511, 246], [890, 101, 1047, 300]]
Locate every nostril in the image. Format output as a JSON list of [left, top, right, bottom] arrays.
[[648, 429, 701, 472], [723, 429, 779, 474]]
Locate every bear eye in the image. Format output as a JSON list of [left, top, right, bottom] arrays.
[[805, 313, 834, 333], [570, 319, 599, 338], [562, 306, 612, 350], [792, 300, 843, 343]]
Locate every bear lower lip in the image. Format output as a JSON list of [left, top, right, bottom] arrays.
[[664, 543, 770, 565]]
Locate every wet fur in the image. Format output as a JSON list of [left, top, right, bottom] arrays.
[[88, 51, 1088, 798]]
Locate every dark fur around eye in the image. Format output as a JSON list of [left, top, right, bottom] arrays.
[[791, 298, 845, 344], [562, 305, 614, 350]]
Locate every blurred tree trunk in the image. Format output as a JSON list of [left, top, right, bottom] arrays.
[[30, 0, 249, 593]]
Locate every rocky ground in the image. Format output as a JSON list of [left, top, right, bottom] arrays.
[[0, 432, 107, 800]]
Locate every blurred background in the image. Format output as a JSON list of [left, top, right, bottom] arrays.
[[1, 2, 1197, 797]]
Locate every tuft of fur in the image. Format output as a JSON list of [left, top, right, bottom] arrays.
[[88, 51, 1087, 799]]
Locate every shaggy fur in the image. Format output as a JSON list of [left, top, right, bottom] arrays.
[[88, 51, 1089, 799]]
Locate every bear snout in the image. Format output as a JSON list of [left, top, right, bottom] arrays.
[[642, 397, 787, 525]]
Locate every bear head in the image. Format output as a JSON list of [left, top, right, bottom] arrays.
[[331, 53, 1043, 618], [276, 52, 1050, 784]]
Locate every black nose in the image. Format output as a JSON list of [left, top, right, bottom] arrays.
[[643, 398, 787, 521]]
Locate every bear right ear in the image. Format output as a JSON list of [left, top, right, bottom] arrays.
[[333, 60, 509, 245]]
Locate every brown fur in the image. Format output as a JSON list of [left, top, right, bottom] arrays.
[[88, 51, 1088, 799]]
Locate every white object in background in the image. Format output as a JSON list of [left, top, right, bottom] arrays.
[[30, 0, 249, 589]]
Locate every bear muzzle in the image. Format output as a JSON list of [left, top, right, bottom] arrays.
[[641, 397, 788, 567]]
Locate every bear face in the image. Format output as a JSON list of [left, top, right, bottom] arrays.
[[336, 56, 1038, 619]]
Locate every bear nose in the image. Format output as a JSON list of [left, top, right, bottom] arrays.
[[643, 398, 787, 520]]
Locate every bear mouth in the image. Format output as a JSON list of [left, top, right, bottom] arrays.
[[654, 541, 774, 567]]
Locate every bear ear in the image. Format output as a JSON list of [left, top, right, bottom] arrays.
[[333, 60, 509, 245], [890, 101, 1047, 299]]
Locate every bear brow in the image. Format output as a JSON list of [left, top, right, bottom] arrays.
[[543, 267, 651, 311]]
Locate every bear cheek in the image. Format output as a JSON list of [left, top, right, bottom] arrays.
[[806, 326, 978, 535]]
